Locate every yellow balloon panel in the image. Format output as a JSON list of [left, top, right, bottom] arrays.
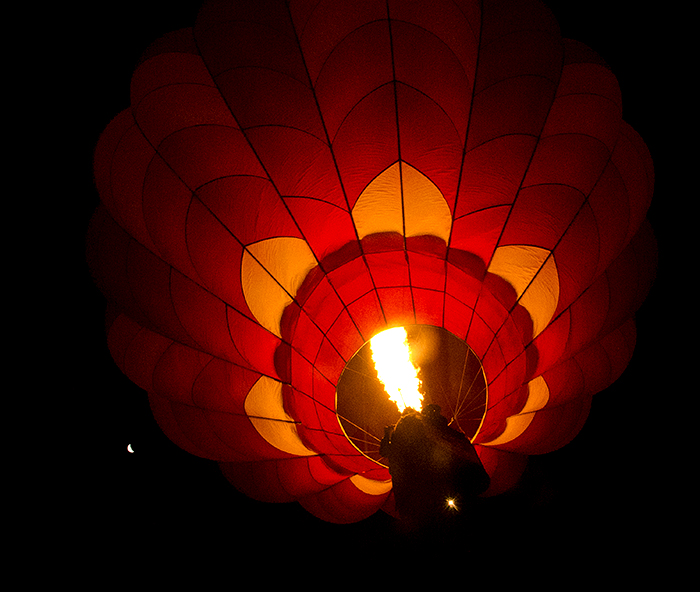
[[244, 376, 316, 457], [352, 161, 453, 241], [487, 245, 559, 337], [242, 237, 318, 337]]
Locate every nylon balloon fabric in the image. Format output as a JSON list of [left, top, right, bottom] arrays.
[[88, 0, 656, 524]]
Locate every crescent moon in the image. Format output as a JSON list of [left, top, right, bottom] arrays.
[[127, 444, 134, 453]]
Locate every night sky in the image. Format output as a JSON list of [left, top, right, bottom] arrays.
[[63, 0, 685, 566]]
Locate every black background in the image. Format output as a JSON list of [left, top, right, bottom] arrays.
[[51, 0, 687, 570]]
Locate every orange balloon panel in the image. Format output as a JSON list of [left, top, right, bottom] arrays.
[[88, 0, 655, 524]]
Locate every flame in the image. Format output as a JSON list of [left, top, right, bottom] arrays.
[[370, 327, 423, 413]]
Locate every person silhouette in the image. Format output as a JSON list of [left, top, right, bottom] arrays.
[[380, 405, 490, 530]]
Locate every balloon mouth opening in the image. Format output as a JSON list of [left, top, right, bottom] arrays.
[[335, 324, 487, 466]]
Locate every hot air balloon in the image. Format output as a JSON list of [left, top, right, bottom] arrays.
[[87, 0, 656, 525]]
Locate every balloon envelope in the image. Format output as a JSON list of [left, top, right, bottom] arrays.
[[88, 0, 656, 523]]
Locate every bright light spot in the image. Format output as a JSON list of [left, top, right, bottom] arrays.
[[446, 498, 457, 510], [370, 327, 423, 413]]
